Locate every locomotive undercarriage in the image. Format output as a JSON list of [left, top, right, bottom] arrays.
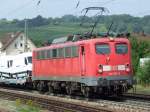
[[32, 79, 132, 97]]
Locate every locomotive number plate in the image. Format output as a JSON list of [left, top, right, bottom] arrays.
[[112, 66, 118, 71], [118, 65, 126, 70]]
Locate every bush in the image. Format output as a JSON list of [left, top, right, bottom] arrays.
[[137, 60, 150, 86]]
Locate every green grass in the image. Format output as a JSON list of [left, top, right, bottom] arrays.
[[15, 99, 40, 112], [128, 85, 150, 94]]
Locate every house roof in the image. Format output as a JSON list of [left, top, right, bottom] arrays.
[[0, 32, 35, 50]]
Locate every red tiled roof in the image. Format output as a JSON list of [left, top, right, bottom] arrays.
[[0, 32, 22, 50]]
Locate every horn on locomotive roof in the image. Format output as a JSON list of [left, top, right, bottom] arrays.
[[80, 7, 109, 35]]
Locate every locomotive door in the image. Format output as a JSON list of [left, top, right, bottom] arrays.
[[80, 45, 86, 76]]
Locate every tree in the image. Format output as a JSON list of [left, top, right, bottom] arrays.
[[61, 15, 78, 23], [137, 60, 150, 86]]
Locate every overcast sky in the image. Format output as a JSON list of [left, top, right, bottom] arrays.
[[0, 0, 150, 20]]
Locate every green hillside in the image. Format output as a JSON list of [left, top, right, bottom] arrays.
[[0, 23, 105, 46]]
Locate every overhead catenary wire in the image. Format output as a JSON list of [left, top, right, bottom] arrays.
[[37, 0, 42, 6], [2, 0, 42, 19]]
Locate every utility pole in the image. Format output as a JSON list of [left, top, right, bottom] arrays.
[[24, 18, 28, 52]]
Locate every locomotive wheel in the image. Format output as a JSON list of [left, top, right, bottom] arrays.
[[37, 81, 44, 92], [33, 82, 37, 90], [48, 86, 54, 94], [82, 87, 91, 98], [66, 86, 73, 95]]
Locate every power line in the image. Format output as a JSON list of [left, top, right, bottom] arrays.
[[2, 0, 39, 19], [102, 0, 117, 6], [87, 0, 117, 6], [37, 0, 42, 6], [76, 0, 80, 8]]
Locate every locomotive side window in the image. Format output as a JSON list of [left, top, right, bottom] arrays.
[[47, 49, 51, 59], [52, 49, 57, 58], [38, 51, 42, 59], [116, 43, 128, 54], [41, 50, 46, 59], [65, 47, 71, 58], [58, 48, 64, 58], [96, 44, 110, 54], [37, 51, 40, 59], [72, 46, 78, 57]]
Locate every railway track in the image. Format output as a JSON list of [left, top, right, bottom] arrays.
[[123, 93, 150, 101], [0, 88, 150, 112], [0, 88, 112, 112]]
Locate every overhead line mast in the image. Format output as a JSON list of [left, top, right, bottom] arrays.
[[24, 18, 28, 52], [24, 0, 42, 52]]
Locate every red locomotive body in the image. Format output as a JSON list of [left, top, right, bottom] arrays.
[[32, 37, 133, 96]]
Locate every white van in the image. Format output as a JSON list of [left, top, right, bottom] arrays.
[[0, 52, 32, 85]]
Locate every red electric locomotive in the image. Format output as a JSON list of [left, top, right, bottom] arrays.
[[32, 35, 133, 97]]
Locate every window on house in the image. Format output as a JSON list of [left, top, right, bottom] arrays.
[[20, 43, 23, 47], [15, 43, 17, 48]]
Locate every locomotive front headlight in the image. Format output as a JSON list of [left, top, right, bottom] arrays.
[[98, 64, 103, 74], [125, 63, 130, 72], [109, 37, 114, 42]]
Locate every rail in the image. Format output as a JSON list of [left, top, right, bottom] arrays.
[[0, 88, 112, 112], [123, 92, 150, 100], [0, 87, 150, 112]]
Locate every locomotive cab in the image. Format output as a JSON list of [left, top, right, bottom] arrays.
[[93, 37, 133, 94]]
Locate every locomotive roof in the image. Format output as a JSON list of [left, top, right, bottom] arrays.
[[34, 37, 129, 51]]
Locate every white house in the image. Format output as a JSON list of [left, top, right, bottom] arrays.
[[0, 32, 36, 55]]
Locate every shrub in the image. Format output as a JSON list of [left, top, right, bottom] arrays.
[[137, 60, 150, 86]]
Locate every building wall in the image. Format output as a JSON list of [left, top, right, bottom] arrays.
[[4, 33, 36, 55], [0, 42, 2, 49]]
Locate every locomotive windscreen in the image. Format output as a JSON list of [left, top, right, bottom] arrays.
[[96, 44, 110, 54], [115, 44, 128, 54]]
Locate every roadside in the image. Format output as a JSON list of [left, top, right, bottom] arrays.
[[0, 98, 49, 112]]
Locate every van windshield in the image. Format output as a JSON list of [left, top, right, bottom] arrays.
[[96, 44, 110, 54], [116, 44, 128, 54], [27, 57, 32, 64]]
